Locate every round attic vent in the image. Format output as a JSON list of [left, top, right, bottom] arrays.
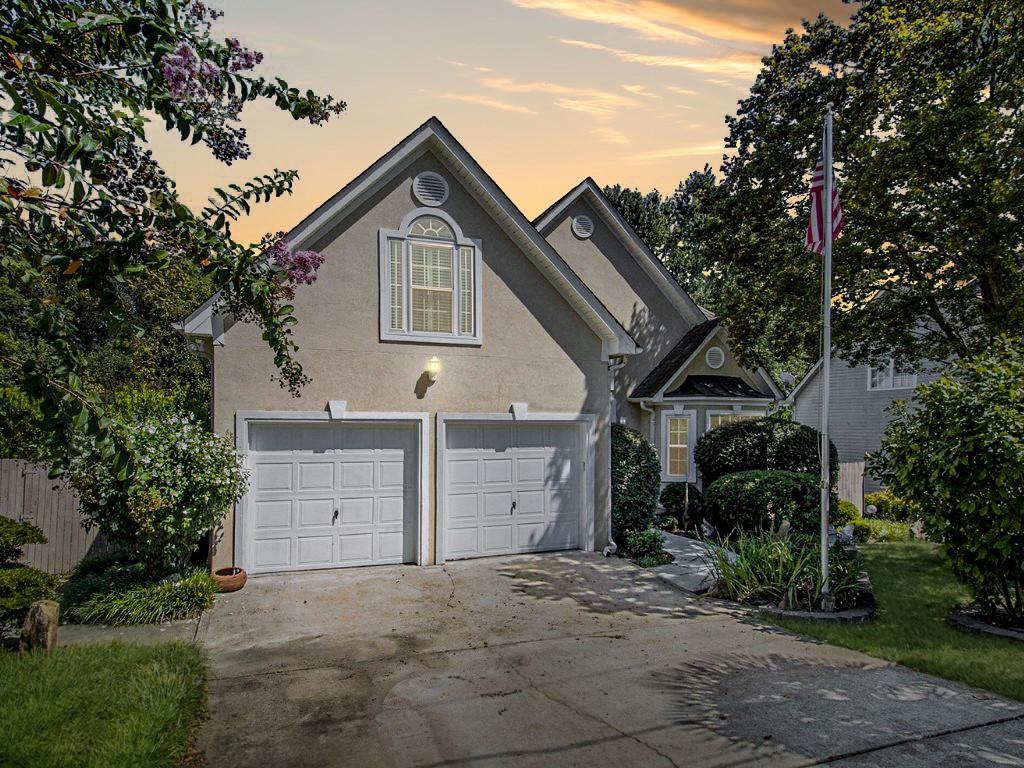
[[571, 214, 595, 239], [413, 171, 449, 206], [705, 346, 725, 369]]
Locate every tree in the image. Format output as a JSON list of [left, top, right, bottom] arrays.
[[0, 1, 345, 479], [712, 0, 1023, 369], [602, 185, 672, 260], [869, 338, 1024, 621]]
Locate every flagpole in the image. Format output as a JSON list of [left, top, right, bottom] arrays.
[[820, 103, 834, 603]]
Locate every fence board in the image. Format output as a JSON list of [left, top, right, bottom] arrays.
[[838, 461, 865, 514], [0, 459, 111, 573]]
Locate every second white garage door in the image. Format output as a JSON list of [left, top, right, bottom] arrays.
[[443, 422, 582, 559]]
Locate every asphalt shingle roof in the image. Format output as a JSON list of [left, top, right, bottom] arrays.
[[663, 374, 771, 399], [630, 318, 719, 399]]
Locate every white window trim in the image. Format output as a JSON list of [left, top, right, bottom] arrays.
[[379, 208, 483, 346], [866, 358, 917, 391], [660, 408, 696, 483], [706, 407, 766, 432]]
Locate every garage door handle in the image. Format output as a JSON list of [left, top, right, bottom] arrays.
[[510, 500, 516, 515], [333, 509, 339, 524]]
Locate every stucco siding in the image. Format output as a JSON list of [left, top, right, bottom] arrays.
[[791, 359, 941, 492], [211, 150, 610, 569]]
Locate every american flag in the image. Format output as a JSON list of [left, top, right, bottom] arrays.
[[805, 149, 843, 254]]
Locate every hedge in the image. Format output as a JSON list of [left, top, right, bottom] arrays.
[[704, 469, 838, 537], [610, 424, 660, 544], [694, 416, 839, 486]]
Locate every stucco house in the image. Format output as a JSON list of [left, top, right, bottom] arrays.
[[177, 117, 781, 575]]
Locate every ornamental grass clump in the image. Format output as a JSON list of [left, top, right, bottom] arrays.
[[61, 567, 216, 626]]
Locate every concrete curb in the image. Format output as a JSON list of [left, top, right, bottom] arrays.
[[949, 607, 1024, 643]]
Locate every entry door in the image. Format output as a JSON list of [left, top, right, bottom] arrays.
[[443, 422, 581, 559], [246, 422, 417, 573]]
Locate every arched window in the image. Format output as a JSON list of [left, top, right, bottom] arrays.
[[379, 209, 482, 344]]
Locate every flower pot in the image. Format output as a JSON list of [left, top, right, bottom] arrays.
[[213, 567, 247, 593]]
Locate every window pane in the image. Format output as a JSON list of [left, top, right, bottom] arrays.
[[668, 447, 687, 476], [893, 370, 916, 389], [459, 246, 474, 335], [411, 289, 453, 333], [869, 366, 890, 389], [667, 417, 689, 477], [410, 243, 452, 289], [389, 240, 403, 331], [409, 216, 453, 239]]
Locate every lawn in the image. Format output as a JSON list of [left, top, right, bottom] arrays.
[[773, 541, 1024, 701], [0, 641, 207, 768]]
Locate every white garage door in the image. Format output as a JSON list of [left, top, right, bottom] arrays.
[[443, 422, 581, 559], [245, 422, 418, 573]]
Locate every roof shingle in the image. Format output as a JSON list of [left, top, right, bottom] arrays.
[[663, 375, 771, 399], [630, 318, 719, 399]]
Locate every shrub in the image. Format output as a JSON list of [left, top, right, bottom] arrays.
[[660, 482, 704, 529], [704, 470, 837, 537], [702, 531, 862, 610], [851, 518, 871, 543], [657, 515, 679, 532], [610, 424, 660, 545], [0, 517, 46, 564], [833, 499, 860, 528], [625, 527, 671, 568], [67, 388, 248, 574], [871, 338, 1024, 620], [0, 566, 59, 626], [694, 416, 839, 486], [863, 518, 911, 543], [61, 567, 216, 626], [864, 489, 919, 522]]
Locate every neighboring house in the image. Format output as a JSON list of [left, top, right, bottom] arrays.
[[176, 118, 778, 575], [788, 356, 940, 502]]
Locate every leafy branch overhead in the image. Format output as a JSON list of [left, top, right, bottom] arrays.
[[0, 0, 346, 478]]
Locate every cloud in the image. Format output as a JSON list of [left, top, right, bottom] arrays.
[[622, 84, 660, 99], [630, 142, 725, 161], [666, 85, 698, 96], [593, 126, 631, 145], [479, 76, 637, 118], [508, 0, 848, 47], [427, 91, 537, 114], [561, 39, 762, 78]]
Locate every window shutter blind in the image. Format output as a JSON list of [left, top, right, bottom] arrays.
[[389, 240, 404, 331], [459, 246, 474, 335]]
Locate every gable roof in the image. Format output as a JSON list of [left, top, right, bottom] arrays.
[[176, 118, 638, 358], [664, 375, 771, 399], [630, 318, 719, 399], [533, 178, 706, 325], [785, 359, 823, 403]]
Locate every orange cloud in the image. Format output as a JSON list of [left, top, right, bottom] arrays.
[[508, 0, 702, 43], [561, 39, 762, 78], [479, 76, 638, 117], [631, 142, 726, 161], [426, 91, 537, 114], [622, 84, 660, 98]]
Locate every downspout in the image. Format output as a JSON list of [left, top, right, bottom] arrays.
[[604, 356, 628, 556], [639, 399, 656, 445]]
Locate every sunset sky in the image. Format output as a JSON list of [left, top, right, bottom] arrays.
[[152, 0, 849, 243]]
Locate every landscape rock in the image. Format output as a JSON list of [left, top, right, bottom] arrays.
[[20, 600, 59, 652]]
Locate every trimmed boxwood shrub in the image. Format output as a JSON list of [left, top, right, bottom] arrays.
[[610, 424, 660, 545], [694, 416, 839, 486], [660, 482, 704, 529], [704, 469, 838, 537], [0, 517, 57, 627], [864, 489, 919, 522], [833, 499, 860, 528]]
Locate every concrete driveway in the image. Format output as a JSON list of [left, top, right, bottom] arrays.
[[198, 552, 1024, 767]]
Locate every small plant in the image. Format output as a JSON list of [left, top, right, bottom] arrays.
[[703, 531, 862, 611], [703, 470, 837, 538], [659, 482, 704, 529], [0, 517, 46, 564], [610, 425, 661, 546], [863, 518, 912, 543], [61, 568, 216, 626], [851, 518, 871, 543], [0, 517, 57, 627], [625, 527, 671, 568], [833, 499, 860, 528], [864, 489, 919, 522], [657, 515, 679, 532]]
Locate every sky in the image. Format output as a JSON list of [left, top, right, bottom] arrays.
[[151, 0, 850, 244]]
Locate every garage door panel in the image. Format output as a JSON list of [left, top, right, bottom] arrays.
[[378, 495, 406, 524], [482, 458, 512, 484], [377, 530, 405, 560], [338, 533, 373, 563], [254, 499, 292, 530], [516, 489, 545, 516], [516, 456, 545, 483], [379, 460, 405, 488], [297, 535, 333, 566], [339, 461, 374, 489], [255, 463, 292, 491], [445, 527, 479, 557], [297, 462, 334, 490], [253, 538, 291, 570], [297, 498, 334, 527], [482, 525, 512, 553], [339, 497, 373, 525], [447, 493, 478, 520], [448, 459, 478, 485], [483, 492, 513, 518]]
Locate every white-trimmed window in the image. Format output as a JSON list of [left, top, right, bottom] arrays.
[[707, 411, 764, 431], [661, 410, 696, 481], [379, 210, 482, 344], [867, 359, 916, 391]]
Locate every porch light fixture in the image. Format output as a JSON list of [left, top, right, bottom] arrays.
[[426, 356, 442, 383]]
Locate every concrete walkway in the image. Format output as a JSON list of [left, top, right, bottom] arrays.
[[650, 531, 719, 593], [197, 552, 1024, 767]]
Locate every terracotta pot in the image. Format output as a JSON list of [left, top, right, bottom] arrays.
[[212, 566, 247, 593]]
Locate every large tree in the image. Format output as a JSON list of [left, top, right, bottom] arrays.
[[716, 0, 1023, 368], [0, 0, 344, 475]]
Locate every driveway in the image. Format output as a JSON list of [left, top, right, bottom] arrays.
[[198, 552, 1024, 767]]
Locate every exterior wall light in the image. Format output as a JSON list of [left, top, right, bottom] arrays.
[[426, 356, 442, 383]]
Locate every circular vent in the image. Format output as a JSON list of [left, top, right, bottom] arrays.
[[705, 346, 725, 369], [412, 171, 449, 206], [571, 214, 595, 239]]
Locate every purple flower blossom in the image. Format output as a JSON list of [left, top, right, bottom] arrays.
[[227, 38, 264, 72], [271, 238, 325, 285], [161, 43, 202, 101]]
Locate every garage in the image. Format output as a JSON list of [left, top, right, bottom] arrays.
[[442, 421, 584, 560], [244, 421, 419, 573]]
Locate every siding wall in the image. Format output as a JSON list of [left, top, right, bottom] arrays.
[[0, 459, 111, 573], [792, 359, 941, 493]]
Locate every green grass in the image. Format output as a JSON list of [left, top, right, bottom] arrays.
[[772, 542, 1024, 701], [864, 518, 912, 542], [0, 641, 207, 768], [61, 567, 216, 626]]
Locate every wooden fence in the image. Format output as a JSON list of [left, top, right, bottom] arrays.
[[838, 460, 865, 514], [0, 459, 111, 573]]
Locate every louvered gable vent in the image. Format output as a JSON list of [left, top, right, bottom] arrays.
[[413, 171, 449, 206], [571, 214, 594, 239]]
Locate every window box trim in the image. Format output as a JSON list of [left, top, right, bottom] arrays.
[[378, 208, 483, 346], [660, 408, 696, 483]]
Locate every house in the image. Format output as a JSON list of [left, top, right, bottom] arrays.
[[788, 356, 939, 504], [176, 117, 779, 575]]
